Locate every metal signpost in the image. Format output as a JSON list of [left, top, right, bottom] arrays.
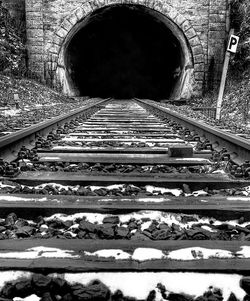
[[216, 29, 239, 120]]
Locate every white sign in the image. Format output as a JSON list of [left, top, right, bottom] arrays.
[[227, 34, 239, 53]]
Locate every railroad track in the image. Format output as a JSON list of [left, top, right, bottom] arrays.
[[0, 98, 250, 301]]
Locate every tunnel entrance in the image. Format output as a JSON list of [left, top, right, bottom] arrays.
[[63, 5, 193, 100]]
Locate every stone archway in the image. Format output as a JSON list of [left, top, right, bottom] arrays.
[[47, 0, 205, 100]]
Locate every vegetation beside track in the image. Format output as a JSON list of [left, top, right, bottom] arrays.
[[190, 0, 250, 126]]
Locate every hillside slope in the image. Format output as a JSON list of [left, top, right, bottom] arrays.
[[0, 3, 26, 76]]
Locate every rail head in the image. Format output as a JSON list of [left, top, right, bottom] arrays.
[[0, 98, 110, 154], [136, 98, 250, 164]]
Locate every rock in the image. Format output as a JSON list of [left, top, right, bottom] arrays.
[[48, 221, 64, 229], [1, 282, 16, 298], [97, 224, 115, 239], [159, 223, 170, 230], [206, 295, 222, 301], [41, 292, 53, 301], [14, 279, 33, 298], [62, 221, 73, 229], [94, 188, 108, 196], [238, 217, 245, 224], [235, 225, 250, 234], [181, 215, 198, 223], [116, 227, 129, 239], [34, 216, 45, 226], [195, 297, 207, 301], [156, 283, 167, 299], [186, 229, 210, 240], [130, 232, 151, 241], [241, 277, 250, 294], [51, 277, 69, 295], [72, 280, 110, 301], [151, 229, 171, 240], [15, 226, 36, 238], [128, 221, 138, 231], [77, 187, 91, 196], [32, 274, 52, 294], [183, 184, 192, 194], [102, 216, 120, 224], [227, 292, 239, 301], [146, 222, 158, 233], [77, 231, 87, 239], [111, 290, 124, 301], [0, 232, 6, 240], [5, 212, 17, 226], [61, 293, 73, 301], [146, 290, 156, 301], [0, 226, 6, 233], [168, 293, 193, 301], [79, 221, 97, 233], [14, 219, 29, 228]]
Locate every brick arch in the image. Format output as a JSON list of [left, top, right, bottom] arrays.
[[48, 0, 205, 98]]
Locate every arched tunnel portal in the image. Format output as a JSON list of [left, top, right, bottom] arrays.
[[57, 4, 195, 100]]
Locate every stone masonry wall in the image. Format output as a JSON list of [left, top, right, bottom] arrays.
[[25, 0, 229, 96]]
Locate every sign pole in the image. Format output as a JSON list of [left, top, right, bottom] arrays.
[[216, 29, 236, 120]]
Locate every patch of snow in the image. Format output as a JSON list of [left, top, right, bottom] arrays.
[[0, 195, 48, 202], [0, 182, 16, 189], [132, 248, 166, 261], [84, 249, 131, 260], [145, 185, 182, 197], [141, 221, 152, 231], [0, 246, 79, 259], [40, 157, 61, 160], [236, 246, 250, 258], [167, 247, 234, 260], [212, 169, 226, 174], [13, 295, 40, 301], [62, 272, 245, 301], [97, 197, 169, 203], [201, 225, 217, 232], [0, 271, 32, 290], [175, 158, 209, 162], [227, 197, 250, 201], [192, 190, 208, 197], [44, 213, 106, 224]]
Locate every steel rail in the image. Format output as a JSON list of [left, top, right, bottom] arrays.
[[0, 98, 110, 161], [136, 98, 250, 164]]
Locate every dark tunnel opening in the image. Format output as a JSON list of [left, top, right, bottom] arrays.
[[65, 5, 185, 100]]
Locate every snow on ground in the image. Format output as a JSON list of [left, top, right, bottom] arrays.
[[0, 246, 79, 259], [0, 271, 32, 290], [62, 272, 245, 300]]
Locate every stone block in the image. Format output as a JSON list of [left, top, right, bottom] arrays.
[[209, 14, 226, 23], [168, 145, 194, 158], [194, 71, 205, 80], [185, 27, 197, 39], [192, 45, 204, 56], [209, 30, 226, 40], [56, 27, 68, 38], [189, 36, 201, 47], [61, 18, 73, 32], [82, 2, 92, 15], [209, 23, 226, 31], [75, 7, 84, 20], [181, 20, 192, 32], [194, 54, 205, 64], [194, 62, 205, 72]]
